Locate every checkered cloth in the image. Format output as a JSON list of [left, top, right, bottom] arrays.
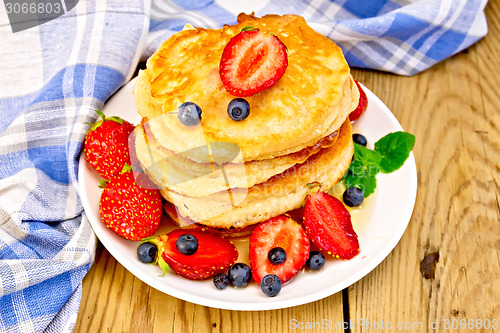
[[0, 0, 487, 332]]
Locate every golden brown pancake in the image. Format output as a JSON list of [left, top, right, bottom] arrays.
[[134, 13, 358, 162], [162, 201, 256, 238], [132, 13, 359, 230], [159, 120, 353, 229], [134, 119, 339, 196]]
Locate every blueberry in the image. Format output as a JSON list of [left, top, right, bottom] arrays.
[[213, 272, 230, 290], [176, 234, 198, 255], [260, 274, 282, 297], [306, 251, 325, 270], [178, 102, 202, 126], [343, 186, 364, 207], [352, 133, 367, 147], [268, 247, 287, 265], [137, 242, 157, 263], [227, 98, 250, 121], [228, 263, 252, 287]]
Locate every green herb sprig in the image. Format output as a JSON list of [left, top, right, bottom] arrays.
[[342, 131, 415, 197]]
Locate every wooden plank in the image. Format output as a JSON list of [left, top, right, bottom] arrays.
[[347, 2, 500, 332], [75, 243, 345, 333]]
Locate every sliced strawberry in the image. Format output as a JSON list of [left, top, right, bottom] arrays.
[[249, 215, 310, 284], [161, 227, 238, 280], [349, 80, 368, 121], [286, 206, 305, 223], [84, 111, 135, 180], [100, 170, 162, 241], [219, 28, 288, 97], [303, 191, 359, 259]]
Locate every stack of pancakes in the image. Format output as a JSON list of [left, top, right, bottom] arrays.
[[133, 13, 359, 230]]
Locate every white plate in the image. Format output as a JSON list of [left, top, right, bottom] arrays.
[[79, 79, 417, 311]]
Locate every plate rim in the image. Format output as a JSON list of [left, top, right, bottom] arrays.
[[78, 79, 417, 311]]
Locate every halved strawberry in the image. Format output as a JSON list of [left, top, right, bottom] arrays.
[[84, 111, 135, 179], [349, 80, 368, 121], [286, 206, 305, 223], [303, 191, 360, 259], [249, 215, 310, 284], [161, 227, 238, 280], [219, 28, 288, 97], [100, 170, 162, 241]]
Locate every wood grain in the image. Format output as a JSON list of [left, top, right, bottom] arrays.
[[348, 1, 500, 332], [75, 243, 345, 333], [75, 3, 499, 332]]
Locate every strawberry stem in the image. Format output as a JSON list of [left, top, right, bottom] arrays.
[[96, 110, 106, 120], [302, 182, 323, 207], [89, 111, 124, 131], [99, 178, 110, 188], [306, 182, 322, 193]]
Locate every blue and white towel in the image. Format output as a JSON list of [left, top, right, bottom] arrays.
[[0, 0, 487, 332]]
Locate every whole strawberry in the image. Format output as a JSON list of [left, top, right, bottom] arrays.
[[100, 170, 162, 241], [84, 110, 135, 179]]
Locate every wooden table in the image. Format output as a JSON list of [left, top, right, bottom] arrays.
[[74, 2, 500, 332]]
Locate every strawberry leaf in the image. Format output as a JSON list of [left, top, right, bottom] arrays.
[[96, 110, 106, 120], [89, 111, 107, 131], [98, 178, 110, 188], [139, 235, 158, 246], [121, 163, 133, 174], [158, 256, 170, 276], [241, 26, 258, 32], [91, 111, 123, 131], [89, 120, 104, 132], [106, 116, 124, 125]]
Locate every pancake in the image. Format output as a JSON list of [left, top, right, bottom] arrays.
[[134, 119, 339, 196], [132, 13, 359, 230], [134, 13, 359, 162], [163, 201, 256, 238], [159, 120, 353, 229]]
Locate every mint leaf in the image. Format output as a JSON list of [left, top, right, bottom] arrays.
[[342, 131, 415, 197], [343, 159, 379, 197], [374, 132, 415, 173], [354, 143, 382, 166]]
